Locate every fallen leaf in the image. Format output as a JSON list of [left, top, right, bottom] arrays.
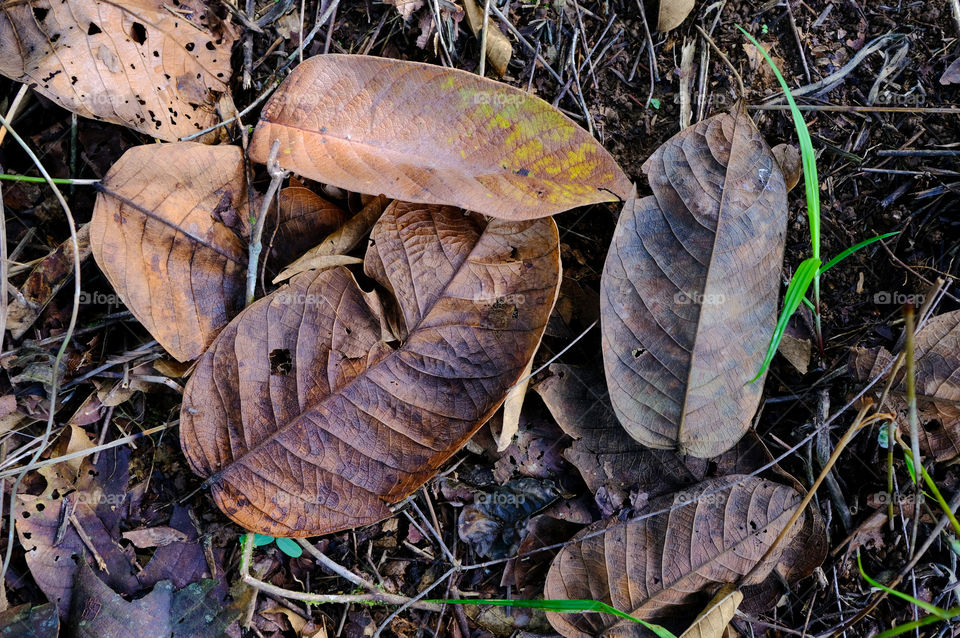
[[122, 526, 189, 549], [386, 0, 425, 21], [658, 0, 696, 31], [777, 333, 811, 374], [273, 195, 390, 284], [497, 359, 533, 451], [0, 0, 236, 142], [6, 225, 91, 340], [463, 0, 513, 76], [0, 603, 59, 637], [543, 476, 804, 637], [268, 186, 349, 268], [680, 585, 743, 638], [940, 57, 960, 84], [600, 105, 788, 457], [180, 202, 561, 536], [68, 562, 174, 637], [249, 55, 630, 219], [850, 309, 960, 461], [458, 478, 559, 559], [772, 143, 802, 193], [90, 143, 249, 362], [534, 364, 703, 511]]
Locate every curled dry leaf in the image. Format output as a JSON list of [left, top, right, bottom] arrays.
[[543, 476, 804, 638], [850, 309, 960, 461], [249, 55, 630, 219], [180, 201, 561, 536], [601, 105, 788, 457], [463, 0, 513, 76], [771, 143, 802, 193], [268, 186, 349, 267], [0, 0, 236, 141], [90, 143, 249, 362], [657, 0, 696, 31], [679, 585, 742, 638]]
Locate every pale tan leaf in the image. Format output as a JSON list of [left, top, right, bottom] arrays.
[[497, 359, 533, 452], [679, 585, 743, 638], [658, 0, 696, 31], [272, 255, 363, 284], [0, 0, 236, 141]]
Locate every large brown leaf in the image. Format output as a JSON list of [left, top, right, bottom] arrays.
[[601, 106, 788, 458], [180, 202, 561, 536], [90, 143, 249, 362], [248, 55, 630, 219], [0, 0, 235, 141], [850, 309, 960, 461], [543, 476, 803, 638]]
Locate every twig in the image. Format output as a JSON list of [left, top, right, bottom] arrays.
[[488, 3, 563, 84], [479, 0, 491, 78], [903, 304, 923, 556], [0, 84, 29, 147], [635, 0, 658, 108], [783, 0, 811, 83], [247, 140, 286, 305], [695, 25, 745, 98]]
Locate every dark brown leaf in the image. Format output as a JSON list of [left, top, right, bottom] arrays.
[[249, 55, 630, 219], [601, 106, 788, 457], [180, 202, 561, 536], [543, 476, 804, 637]]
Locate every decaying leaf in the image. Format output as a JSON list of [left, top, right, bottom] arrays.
[[771, 143, 802, 193], [272, 195, 390, 284], [543, 476, 804, 637], [249, 55, 630, 219], [463, 0, 513, 76], [0, 0, 236, 141], [850, 309, 960, 461], [534, 364, 702, 511], [657, 0, 696, 31], [600, 105, 788, 457], [679, 585, 742, 638], [268, 186, 349, 267], [180, 202, 561, 536], [90, 143, 249, 362], [0, 603, 59, 637], [6, 225, 91, 340]]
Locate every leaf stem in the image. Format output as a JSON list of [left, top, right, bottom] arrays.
[[246, 139, 286, 305]]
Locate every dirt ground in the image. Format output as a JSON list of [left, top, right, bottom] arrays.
[[1, 0, 959, 636]]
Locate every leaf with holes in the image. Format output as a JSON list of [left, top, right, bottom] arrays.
[[600, 105, 788, 458], [249, 55, 630, 220], [180, 201, 561, 536], [850, 309, 960, 462], [0, 0, 236, 141], [543, 476, 804, 638]]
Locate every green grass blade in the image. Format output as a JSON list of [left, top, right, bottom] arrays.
[[750, 257, 820, 383], [427, 599, 678, 638], [819, 232, 899, 275], [902, 448, 960, 537], [0, 174, 98, 185], [875, 609, 960, 638], [737, 25, 819, 260], [857, 552, 951, 619]]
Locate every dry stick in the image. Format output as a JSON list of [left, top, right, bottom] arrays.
[[238, 534, 442, 611], [634, 0, 657, 108], [902, 304, 924, 558], [371, 566, 457, 638], [749, 104, 960, 115], [0, 112, 83, 589], [738, 403, 893, 588], [0, 84, 29, 147], [479, 0, 491, 78], [488, 3, 563, 84], [246, 140, 286, 305], [784, 0, 812, 83], [695, 25, 745, 98]]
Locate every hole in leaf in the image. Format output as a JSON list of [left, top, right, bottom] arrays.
[[130, 22, 147, 44], [269, 349, 292, 376], [87, 22, 101, 35], [923, 419, 942, 432], [185, 42, 195, 52], [33, 7, 48, 21]]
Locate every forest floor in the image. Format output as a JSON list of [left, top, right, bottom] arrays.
[[1, 0, 959, 637]]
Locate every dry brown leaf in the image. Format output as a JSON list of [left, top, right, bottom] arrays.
[[543, 476, 804, 637], [497, 359, 533, 452], [249, 55, 630, 219], [777, 333, 811, 374], [940, 57, 960, 84], [273, 195, 390, 284], [268, 186, 349, 267], [121, 526, 189, 549], [90, 143, 249, 362], [6, 225, 91, 340], [463, 0, 513, 76], [0, 0, 236, 141], [272, 255, 363, 283], [600, 105, 788, 457], [680, 585, 743, 638], [658, 0, 696, 31], [850, 309, 960, 461], [772, 143, 802, 193], [180, 201, 561, 536]]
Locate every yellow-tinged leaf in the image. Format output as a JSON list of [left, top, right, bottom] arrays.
[[250, 55, 630, 219]]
